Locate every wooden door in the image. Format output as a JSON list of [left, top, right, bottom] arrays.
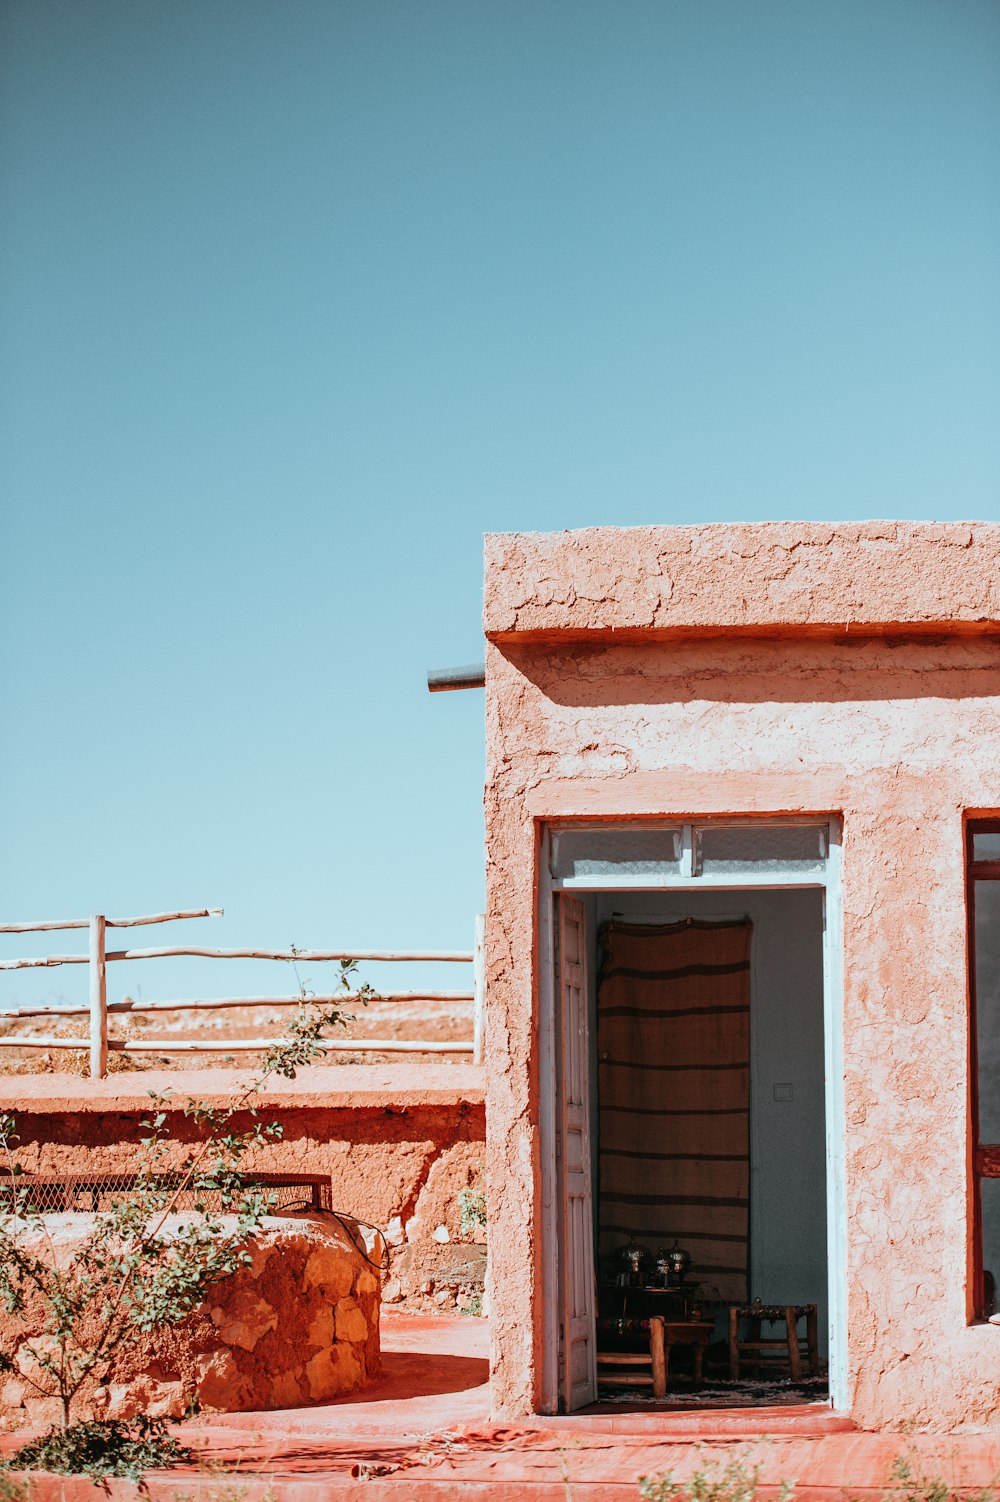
[[557, 893, 597, 1411]]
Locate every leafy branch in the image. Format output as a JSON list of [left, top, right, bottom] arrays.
[[0, 957, 374, 1435]]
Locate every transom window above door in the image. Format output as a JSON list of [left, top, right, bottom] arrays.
[[548, 821, 832, 887]]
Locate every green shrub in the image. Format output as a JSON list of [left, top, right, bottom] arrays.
[[638, 1452, 794, 1502], [457, 1164, 487, 1236], [0, 959, 374, 1482], [4, 1416, 193, 1485]]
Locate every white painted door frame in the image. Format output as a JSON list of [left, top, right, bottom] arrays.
[[536, 818, 847, 1415], [556, 893, 598, 1410]]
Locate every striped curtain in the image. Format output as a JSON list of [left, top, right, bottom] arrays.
[[597, 918, 751, 1302]]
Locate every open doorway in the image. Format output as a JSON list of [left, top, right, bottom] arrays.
[[544, 822, 842, 1415]]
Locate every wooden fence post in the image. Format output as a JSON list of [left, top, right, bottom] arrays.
[[473, 913, 485, 1066], [89, 914, 107, 1078]]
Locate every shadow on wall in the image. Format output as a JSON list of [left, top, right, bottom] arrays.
[[504, 636, 1000, 708]]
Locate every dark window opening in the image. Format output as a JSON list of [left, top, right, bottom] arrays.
[[969, 819, 1000, 1320]]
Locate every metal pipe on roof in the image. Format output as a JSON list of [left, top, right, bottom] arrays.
[[427, 663, 486, 692]]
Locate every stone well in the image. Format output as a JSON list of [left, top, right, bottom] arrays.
[[0, 1210, 381, 1428]]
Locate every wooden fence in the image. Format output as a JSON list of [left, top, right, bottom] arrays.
[[0, 907, 485, 1078]]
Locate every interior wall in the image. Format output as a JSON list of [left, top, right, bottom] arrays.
[[589, 888, 827, 1345]]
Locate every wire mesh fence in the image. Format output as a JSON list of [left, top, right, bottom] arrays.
[[0, 1170, 333, 1215]]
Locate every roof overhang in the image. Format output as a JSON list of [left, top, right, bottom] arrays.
[[483, 521, 1000, 644]]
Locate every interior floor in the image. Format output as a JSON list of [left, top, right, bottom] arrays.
[[594, 1375, 829, 1411]]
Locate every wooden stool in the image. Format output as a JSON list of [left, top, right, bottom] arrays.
[[727, 1300, 819, 1381], [596, 1318, 712, 1397]]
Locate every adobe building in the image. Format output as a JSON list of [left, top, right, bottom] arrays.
[[481, 521, 1000, 1431]]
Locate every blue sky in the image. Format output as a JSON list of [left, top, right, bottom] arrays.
[[1, 0, 998, 1008]]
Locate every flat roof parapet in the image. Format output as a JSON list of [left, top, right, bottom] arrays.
[[483, 521, 1000, 641], [0, 1064, 484, 1114]]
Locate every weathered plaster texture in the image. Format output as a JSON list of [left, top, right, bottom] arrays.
[[484, 521, 1000, 638], [482, 522, 1000, 1431], [0, 1212, 379, 1428], [0, 1068, 485, 1315]]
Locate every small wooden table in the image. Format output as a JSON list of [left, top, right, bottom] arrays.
[[727, 1301, 819, 1380], [596, 1317, 712, 1397]]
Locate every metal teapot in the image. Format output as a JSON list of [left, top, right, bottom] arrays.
[[615, 1234, 652, 1287], [656, 1239, 692, 1287]]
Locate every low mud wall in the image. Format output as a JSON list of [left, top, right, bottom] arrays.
[[0, 1065, 486, 1315], [0, 1211, 379, 1426]]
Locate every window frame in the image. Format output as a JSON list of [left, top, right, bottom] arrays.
[[550, 818, 830, 888], [968, 818, 1000, 1320]]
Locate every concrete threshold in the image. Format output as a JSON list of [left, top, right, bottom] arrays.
[[515, 1403, 856, 1436]]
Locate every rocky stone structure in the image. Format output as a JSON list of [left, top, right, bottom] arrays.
[[0, 1211, 380, 1427], [383, 1240, 487, 1314]]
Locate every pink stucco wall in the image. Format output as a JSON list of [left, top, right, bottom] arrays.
[[482, 521, 1000, 1431]]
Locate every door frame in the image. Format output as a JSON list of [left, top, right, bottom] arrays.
[[537, 816, 847, 1414]]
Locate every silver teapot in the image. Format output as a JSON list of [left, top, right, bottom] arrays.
[[615, 1234, 652, 1287], [656, 1239, 692, 1287]]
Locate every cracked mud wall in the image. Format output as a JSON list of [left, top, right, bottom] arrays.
[[3, 1094, 486, 1316], [483, 522, 1000, 1430]]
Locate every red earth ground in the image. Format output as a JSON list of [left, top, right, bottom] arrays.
[[5, 1314, 1000, 1498]]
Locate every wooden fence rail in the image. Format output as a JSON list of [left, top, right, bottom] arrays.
[[0, 908, 223, 934], [0, 907, 484, 1077], [1, 991, 474, 1020], [3, 1036, 474, 1056], [0, 947, 473, 971]]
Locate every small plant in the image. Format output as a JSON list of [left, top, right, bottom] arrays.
[[886, 1455, 950, 1502], [638, 1449, 1000, 1502], [883, 1452, 1000, 1502], [457, 1164, 487, 1237], [173, 1487, 263, 1502], [638, 1451, 794, 1502], [461, 1292, 484, 1317], [3, 1416, 193, 1486], [0, 957, 374, 1478]]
